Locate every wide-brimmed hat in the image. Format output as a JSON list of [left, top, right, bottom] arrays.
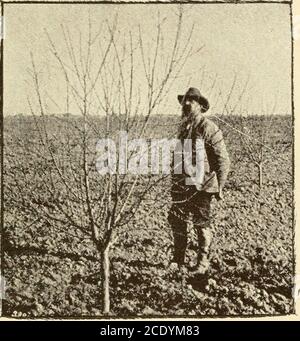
[[177, 87, 209, 113]]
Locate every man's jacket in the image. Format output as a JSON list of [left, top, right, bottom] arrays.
[[172, 116, 230, 194]]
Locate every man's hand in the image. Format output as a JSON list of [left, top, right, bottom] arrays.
[[215, 189, 224, 201]]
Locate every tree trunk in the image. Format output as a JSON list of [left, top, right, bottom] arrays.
[[101, 246, 110, 314], [258, 163, 263, 190]]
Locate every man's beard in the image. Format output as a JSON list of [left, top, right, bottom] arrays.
[[182, 104, 192, 114], [182, 107, 194, 120]]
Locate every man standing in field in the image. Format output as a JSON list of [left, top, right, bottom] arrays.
[[168, 87, 230, 275]]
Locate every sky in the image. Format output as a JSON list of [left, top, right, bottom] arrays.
[[3, 3, 292, 116]]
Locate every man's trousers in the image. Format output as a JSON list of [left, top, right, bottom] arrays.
[[168, 183, 213, 265]]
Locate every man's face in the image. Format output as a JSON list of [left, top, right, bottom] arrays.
[[182, 97, 201, 118]]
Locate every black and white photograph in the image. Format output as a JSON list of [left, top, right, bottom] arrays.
[[0, 0, 296, 318]]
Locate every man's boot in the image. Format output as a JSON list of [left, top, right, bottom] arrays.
[[194, 251, 210, 274], [170, 242, 186, 269], [168, 214, 188, 269], [192, 227, 212, 274]]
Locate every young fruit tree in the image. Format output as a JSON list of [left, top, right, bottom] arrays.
[[211, 75, 289, 191], [5, 7, 204, 314], [232, 106, 290, 191]]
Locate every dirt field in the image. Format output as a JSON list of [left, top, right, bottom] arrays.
[[2, 114, 294, 317]]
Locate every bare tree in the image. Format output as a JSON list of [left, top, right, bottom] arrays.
[[214, 83, 286, 191], [235, 115, 272, 190], [5, 7, 204, 314]]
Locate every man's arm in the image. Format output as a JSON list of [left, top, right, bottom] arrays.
[[200, 120, 231, 198]]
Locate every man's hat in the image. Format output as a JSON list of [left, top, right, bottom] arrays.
[[177, 87, 209, 113]]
